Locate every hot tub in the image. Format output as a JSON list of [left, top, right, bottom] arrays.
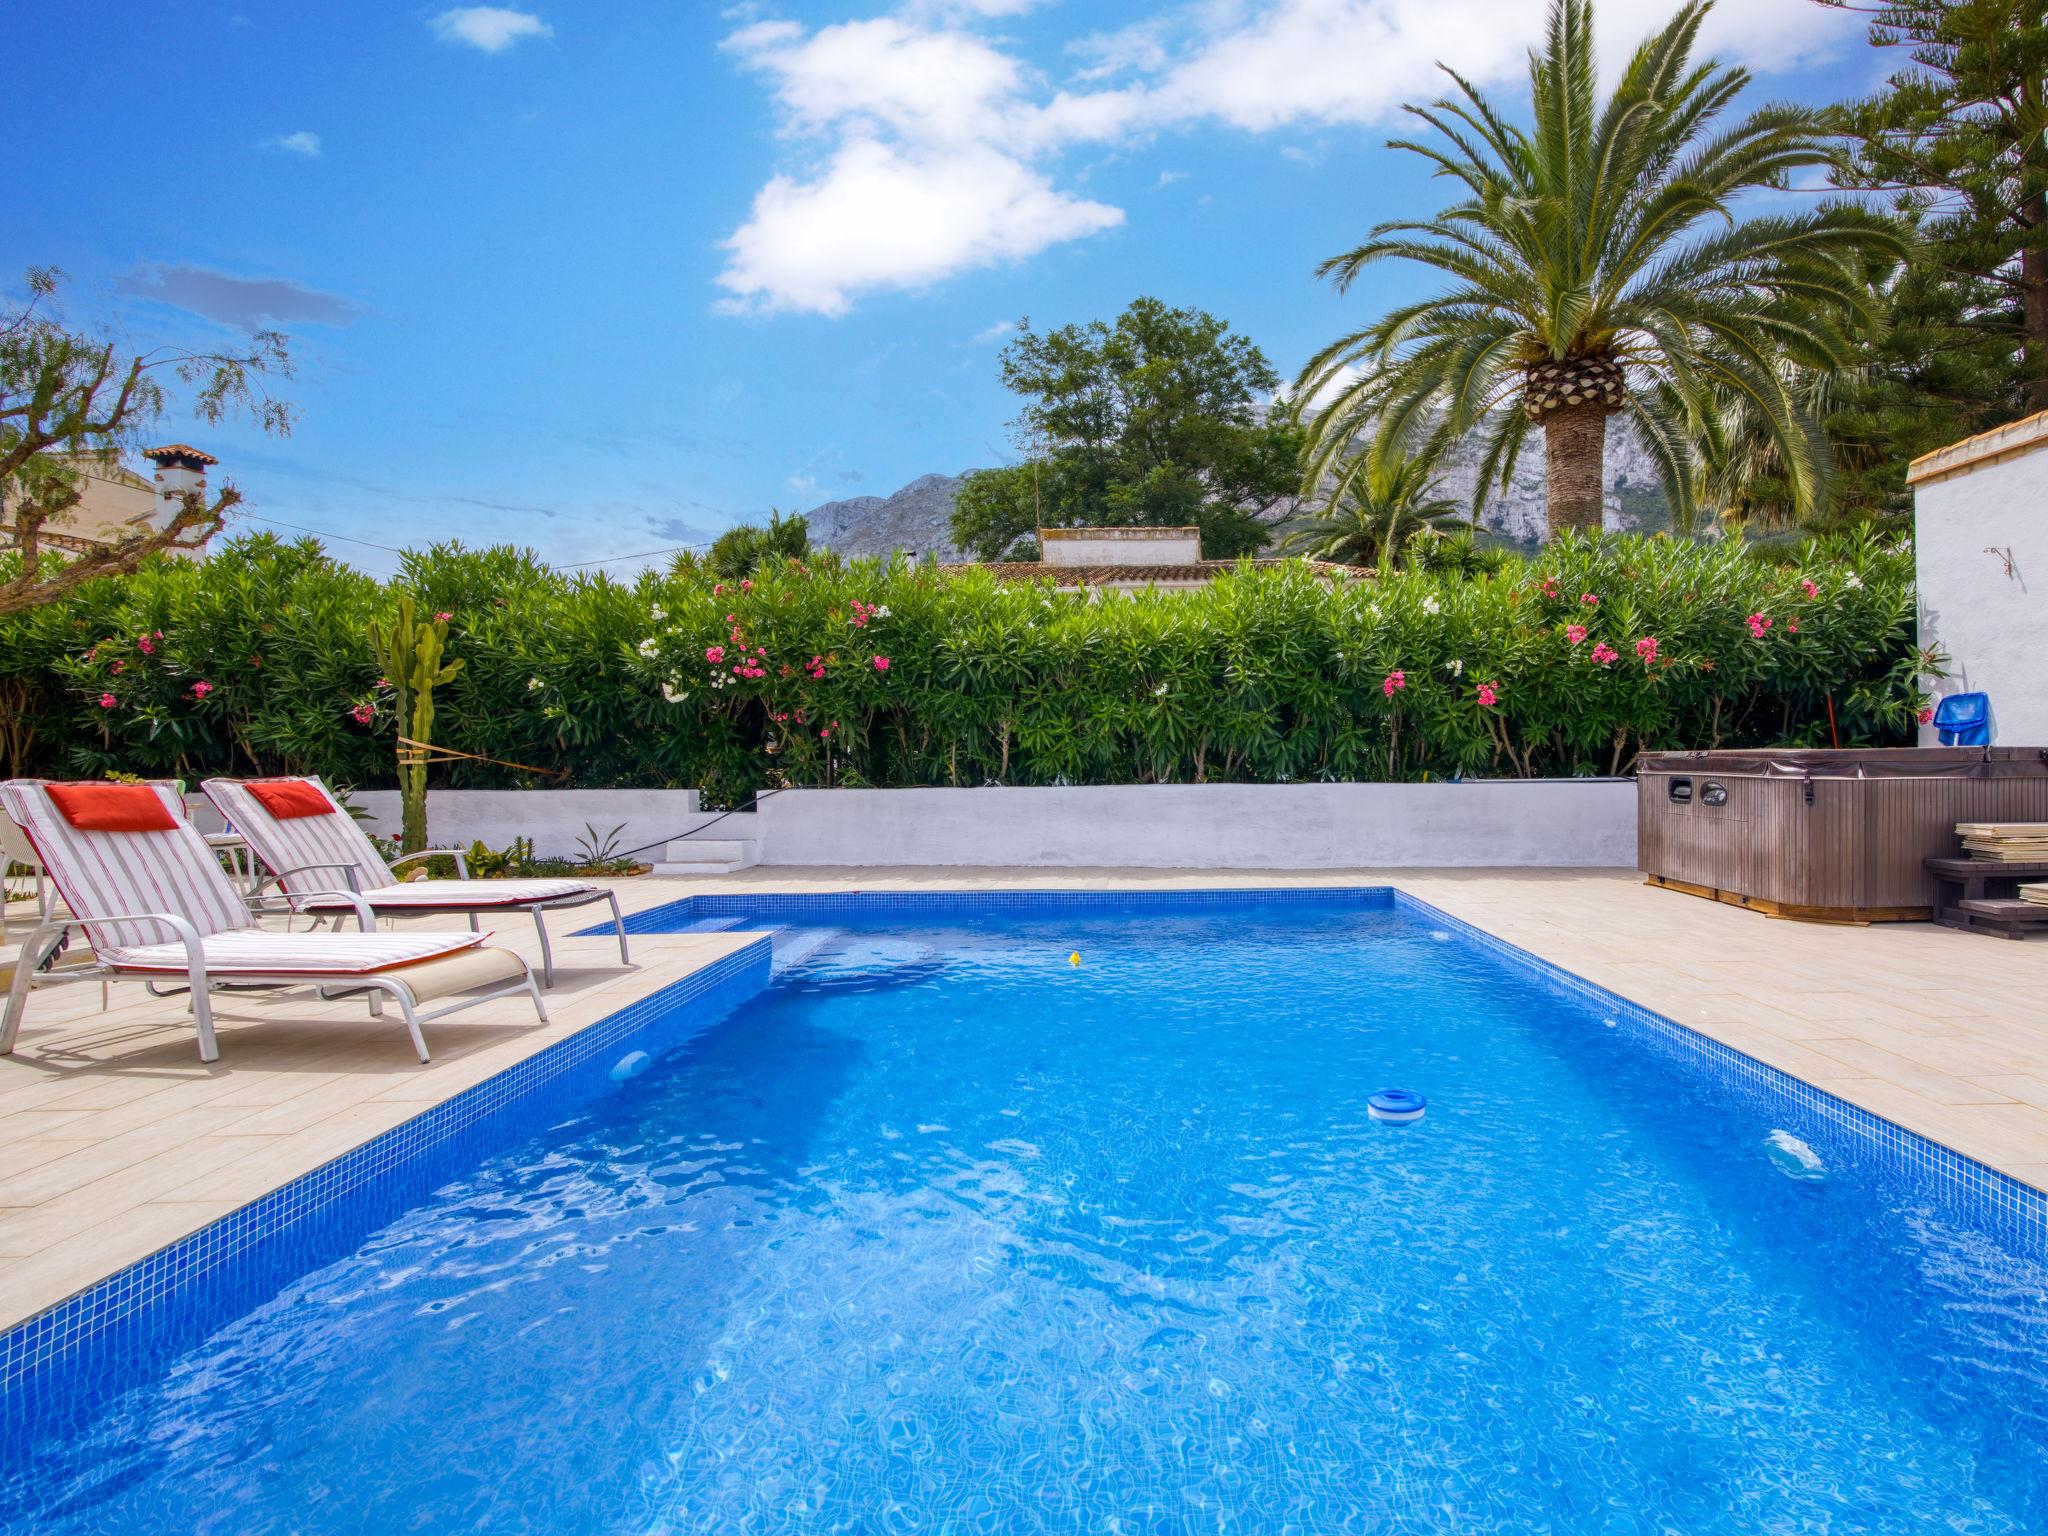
[[1637, 747, 2048, 921]]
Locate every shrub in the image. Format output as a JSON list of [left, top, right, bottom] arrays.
[[0, 529, 1927, 804]]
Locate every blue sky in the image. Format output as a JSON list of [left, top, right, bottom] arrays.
[[11, 2, 1886, 575]]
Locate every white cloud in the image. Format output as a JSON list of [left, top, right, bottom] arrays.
[[1156, 169, 1186, 187], [715, 0, 1866, 319], [718, 139, 1121, 317], [976, 319, 1016, 342], [431, 7, 551, 54], [259, 130, 322, 156], [717, 17, 1123, 316]]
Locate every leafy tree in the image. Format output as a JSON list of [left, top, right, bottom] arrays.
[[952, 297, 1303, 561], [1278, 453, 1466, 568], [1817, 0, 2045, 493], [1295, 0, 1904, 539], [1, 267, 293, 615], [707, 509, 809, 580]]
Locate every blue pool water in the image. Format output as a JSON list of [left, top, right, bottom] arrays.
[[6, 899, 2048, 1533]]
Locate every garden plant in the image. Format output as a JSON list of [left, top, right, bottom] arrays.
[[1, 529, 1929, 809]]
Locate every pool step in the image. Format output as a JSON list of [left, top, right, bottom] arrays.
[[652, 837, 760, 876]]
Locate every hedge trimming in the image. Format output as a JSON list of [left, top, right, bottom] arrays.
[[0, 530, 1927, 807]]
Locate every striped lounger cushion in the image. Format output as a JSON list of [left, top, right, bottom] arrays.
[[104, 931, 487, 974]]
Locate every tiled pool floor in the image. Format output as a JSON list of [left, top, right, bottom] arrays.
[[2, 866, 2044, 1340]]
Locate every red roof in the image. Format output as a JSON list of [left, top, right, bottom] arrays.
[[143, 443, 219, 468]]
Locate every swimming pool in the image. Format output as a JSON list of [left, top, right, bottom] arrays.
[[4, 891, 2046, 1533]]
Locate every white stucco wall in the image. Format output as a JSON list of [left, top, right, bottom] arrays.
[[1042, 528, 1201, 566], [1912, 412, 2048, 745], [340, 789, 701, 860], [753, 782, 1636, 868]]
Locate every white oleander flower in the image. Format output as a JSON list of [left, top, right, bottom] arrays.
[[1153, 683, 1169, 697], [650, 604, 665, 622], [1845, 573, 1863, 589], [636, 637, 659, 658], [661, 681, 687, 703], [1448, 658, 1463, 676], [1422, 595, 1441, 616], [526, 677, 542, 691], [875, 605, 891, 618]]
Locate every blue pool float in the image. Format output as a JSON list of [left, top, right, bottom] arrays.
[[1368, 1088, 1427, 1124]]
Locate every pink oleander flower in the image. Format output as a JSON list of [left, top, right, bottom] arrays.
[[1786, 618, 1799, 634], [712, 583, 725, 596], [1918, 706, 1934, 725], [136, 636, 155, 655], [1801, 579, 1819, 598], [1591, 642, 1619, 666], [741, 580, 753, 591], [376, 677, 390, 690], [111, 660, 126, 674], [705, 645, 726, 663], [351, 702, 374, 725], [1566, 625, 1588, 646], [1540, 579, 1559, 598], [1580, 593, 1599, 607], [1635, 636, 1658, 665], [1476, 682, 1499, 707], [1746, 613, 1772, 638], [873, 655, 890, 671], [97, 693, 117, 710], [434, 611, 452, 623], [725, 613, 736, 623], [190, 680, 214, 698], [1382, 669, 1407, 698]]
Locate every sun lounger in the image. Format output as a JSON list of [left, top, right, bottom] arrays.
[[202, 776, 630, 986], [1, 779, 546, 1063]]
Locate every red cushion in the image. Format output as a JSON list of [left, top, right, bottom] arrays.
[[46, 783, 178, 833], [246, 780, 336, 820]]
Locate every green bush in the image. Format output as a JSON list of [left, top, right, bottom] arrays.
[[0, 528, 1928, 804]]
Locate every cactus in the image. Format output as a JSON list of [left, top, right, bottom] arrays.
[[366, 597, 461, 854]]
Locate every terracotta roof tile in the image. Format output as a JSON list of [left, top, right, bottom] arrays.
[[142, 443, 219, 467]]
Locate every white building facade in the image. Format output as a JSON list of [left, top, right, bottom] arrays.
[[1911, 410, 2048, 745]]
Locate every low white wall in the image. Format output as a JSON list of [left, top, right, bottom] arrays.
[[754, 782, 1636, 869], [344, 789, 700, 860], [1913, 412, 2048, 745]]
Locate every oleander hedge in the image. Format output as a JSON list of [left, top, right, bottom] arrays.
[[0, 529, 1929, 807]]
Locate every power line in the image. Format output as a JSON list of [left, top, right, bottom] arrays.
[[556, 541, 716, 569], [240, 514, 409, 553]]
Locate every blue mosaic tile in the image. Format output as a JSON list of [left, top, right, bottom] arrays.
[[0, 937, 773, 1424]]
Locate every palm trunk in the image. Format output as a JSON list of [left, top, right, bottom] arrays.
[[1542, 402, 1608, 537]]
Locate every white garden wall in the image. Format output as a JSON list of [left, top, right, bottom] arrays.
[[341, 789, 701, 860], [226, 781, 1640, 870], [1912, 411, 2048, 745], [752, 781, 1635, 869]]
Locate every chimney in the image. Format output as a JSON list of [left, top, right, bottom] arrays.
[[143, 444, 220, 532]]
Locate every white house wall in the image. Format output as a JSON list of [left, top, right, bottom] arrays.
[[1911, 412, 2048, 746]]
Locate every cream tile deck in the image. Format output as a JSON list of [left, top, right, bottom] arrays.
[[2, 866, 2045, 1340]]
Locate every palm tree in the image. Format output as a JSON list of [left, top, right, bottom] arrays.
[[1279, 452, 1465, 568], [1295, 0, 1904, 539]]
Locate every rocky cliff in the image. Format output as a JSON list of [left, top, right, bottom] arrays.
[[803, 422, 1670, 560]]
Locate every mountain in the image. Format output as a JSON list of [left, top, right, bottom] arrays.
[[802, 473, 976, 563], [802, 427, 1671, 561]]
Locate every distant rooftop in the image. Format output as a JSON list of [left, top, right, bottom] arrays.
[[143, 444, 219, 469]]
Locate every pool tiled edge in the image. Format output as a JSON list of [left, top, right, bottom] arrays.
[[0, 936, 774, 1418], [1391, 889, 2048, 1259]]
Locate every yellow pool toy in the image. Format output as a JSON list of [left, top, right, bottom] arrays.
[[1069, 951, 1080, 967]]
